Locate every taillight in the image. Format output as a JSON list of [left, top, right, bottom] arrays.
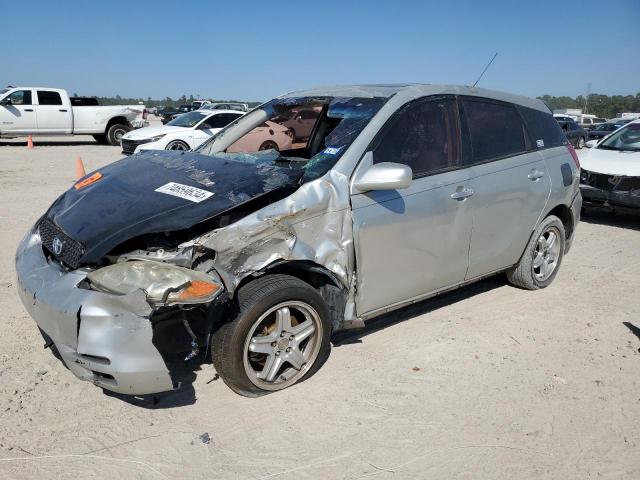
[[567, 142, 580, 169], [143, 109, 148, 120]]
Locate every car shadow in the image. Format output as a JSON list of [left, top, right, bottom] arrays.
[[581, 209, 640, 231], [101, 354, 209, 409], [332, 274, 507, 346], [0, 140, 103, 147]]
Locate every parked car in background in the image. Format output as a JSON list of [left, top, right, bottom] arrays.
[[0, 86, 146, 145], [580, 116, 606, 130], [201, 102, 249, 112], [271, 106, 323, 142], [162, 105, 201, 124], [580, 120, 640, 214], [16, 84, 581, 398], [226, 120, 294, 152], [557, 118, 587, 148], [121, 109, 244, 154], [554, 114, 577, 122], [156, 106, 180, 122], [588, 119, 632, 140]]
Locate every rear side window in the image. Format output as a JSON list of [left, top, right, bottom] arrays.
[[462, 98, 526, 162], [373, 97, 460, 177], [37, 91, 62, 105], [518, 106, 567, 148]]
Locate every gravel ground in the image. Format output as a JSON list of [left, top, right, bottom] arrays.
[[0, 134, 639, 479]]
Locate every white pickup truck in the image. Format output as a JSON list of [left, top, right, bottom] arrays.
[[0, 86, 146, 145]]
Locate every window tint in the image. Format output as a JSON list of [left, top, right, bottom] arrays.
[[462, 99, 526, 162], [203, 113, 241, 128], [373, 97, 459, 177], [7, 90, 32, 105], [518, 107, 566, 149], [37, 91, 63, 105]]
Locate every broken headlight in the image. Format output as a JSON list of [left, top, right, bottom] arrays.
[[86, 260, 222, 305]]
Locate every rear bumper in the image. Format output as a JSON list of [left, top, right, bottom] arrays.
[[15, 231, 175, 395], [580, 184, 640, 212], [565, 191, 582, 254]]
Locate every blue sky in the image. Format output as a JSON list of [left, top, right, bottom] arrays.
[[4, 0, 639, 101]]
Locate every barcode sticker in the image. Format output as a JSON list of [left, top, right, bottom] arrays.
[[155, 182, 214, 203]]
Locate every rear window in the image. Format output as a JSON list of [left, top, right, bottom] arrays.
[[518, 106, 566, 149], [37, 91, 62, 105], [462, 98, 526, 162]]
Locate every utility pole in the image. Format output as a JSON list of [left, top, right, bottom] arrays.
[[584, 83, 591, 114]]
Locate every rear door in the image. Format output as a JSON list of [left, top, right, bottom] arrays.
[[461, 97, 551, 279], [34, 90, 72, 133], [351, 96, 474, 316], [0, 89, 37, 134]]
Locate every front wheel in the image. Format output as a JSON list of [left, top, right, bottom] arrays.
[[165, 140, 190, 151], [106, 124, 131, 146], [506, 215, 565, 290], [212, 274, 331, 396]]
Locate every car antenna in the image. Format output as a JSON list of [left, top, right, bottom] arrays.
[[472, 52, 498, 88]]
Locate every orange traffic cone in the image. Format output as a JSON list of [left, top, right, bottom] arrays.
[[27, 135, 34, 149], [75, 156, 86, 180]]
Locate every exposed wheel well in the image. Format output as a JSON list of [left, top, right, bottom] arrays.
[[547, 204, 574, 241], [105, 116, 129, 133], [234, 261, 347, 331]]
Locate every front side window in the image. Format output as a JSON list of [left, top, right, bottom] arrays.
[[462, 98, 526, 162], [167, 111, 207, 127], [599, 123, 640, 152], [372, 97, 460, 177], [7, 90, 32, 105], [37, 91, 62, 105], [202, 113, 243, 129]]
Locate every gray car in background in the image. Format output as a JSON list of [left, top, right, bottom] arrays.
[[16, 84, 581, 397]]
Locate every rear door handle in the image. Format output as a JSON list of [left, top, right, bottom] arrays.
[[528, 169, 545, 181], [59, 109, 68, 112], [24, 108, 34, 112], [450, 187, 474, 200]]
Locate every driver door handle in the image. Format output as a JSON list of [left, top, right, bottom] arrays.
[[24, 108, 34, 112], [528, 169, 545, 181], [450, 187, 474, 200]]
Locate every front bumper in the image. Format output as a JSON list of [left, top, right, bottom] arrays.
[[15, 232, 175, 395], [580, 184, 640, 212]]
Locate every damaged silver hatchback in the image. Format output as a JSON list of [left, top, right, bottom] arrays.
[[16, 84, 582, 397]]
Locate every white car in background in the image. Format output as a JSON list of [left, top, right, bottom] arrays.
[[580, 120, 640, 214], [121, 110, 244, 154]]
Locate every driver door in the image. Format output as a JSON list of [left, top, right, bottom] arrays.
[[351, 96, 474, 317], [0, 89, 37, 134]]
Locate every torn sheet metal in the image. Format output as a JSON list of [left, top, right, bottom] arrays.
[[192, 169, 358, 322]]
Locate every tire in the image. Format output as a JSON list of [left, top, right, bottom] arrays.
[[212, 274, 331, 397], [92, 134, 109, 144], [259, 140, 279, 151], [106, 124, 131, 146], [165, 140, 190, 151], [506, 215, 566, 290], [577, 137, 586, 149]]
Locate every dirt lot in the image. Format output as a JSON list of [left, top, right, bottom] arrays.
[[0, 134, 639, 479]]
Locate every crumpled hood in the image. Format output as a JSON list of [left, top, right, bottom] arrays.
[[45, 150, 303, 264], [581, 147, 640, 177]]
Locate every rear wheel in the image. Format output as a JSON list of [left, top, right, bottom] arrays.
[[106, 124, 131, 146], [506, 215, 565, 290], [212, 274, 331, 397], [259, 140, 278, 151], [165, 140, 190, 151], [92, 134, 109, 144]]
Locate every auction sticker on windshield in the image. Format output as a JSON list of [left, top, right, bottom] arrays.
[[155, 182, 214, 203]]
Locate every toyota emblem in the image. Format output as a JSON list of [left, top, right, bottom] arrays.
[[52, 236, 64, 255]]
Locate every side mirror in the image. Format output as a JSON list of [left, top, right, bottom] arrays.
[[585, 140, 598, 149], [354, 161, 412, 192], [0, 98, 11, 106]]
